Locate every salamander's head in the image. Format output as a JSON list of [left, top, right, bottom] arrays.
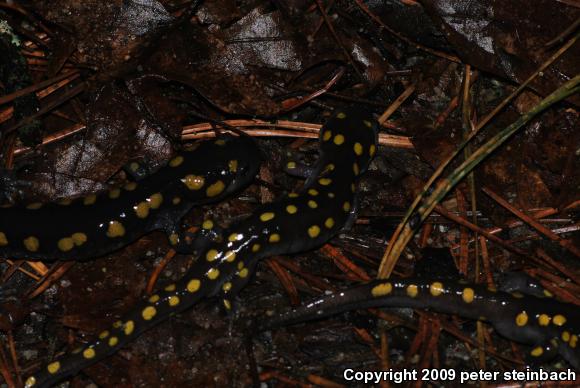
[[318, 108, 378, 174]]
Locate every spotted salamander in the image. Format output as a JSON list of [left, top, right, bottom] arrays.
[[260, 278, 580, 369], [24, 108, 378, 387], [0, 136, 260, 261]]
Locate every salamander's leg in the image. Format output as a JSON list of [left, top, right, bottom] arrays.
[[341, 195, 359, 232], [283, 151, 315, 179], [498, 272, 552, 298], [0, 169, 32, 204], [167, 219, 224, 255], [123, 158, 159, 181], [525, 337, 560, 367]]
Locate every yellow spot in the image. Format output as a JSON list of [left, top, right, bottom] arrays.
[[59, 199, 72, 205], [328, 192, 335, 198], [129, 162, 140, 171], [343, 202, 351, 212], [530, 346, 544, 357], [286, 161, 296, 169], [149, 193, 163, 209], [72, 233, 87, 246], [336, 112, 346, 119], [516, 312, 529, 326], [215, 139, 226, 146], [571, 335, 578, 348], [25, 376, 36, 387], [26, 202, 43, 210], [260, 212, 275, 222], [269, 233, 280, 243], [430, 282, 444, 296], [206, 181, 225, 197], [47, 361, 60, 374], [164, 284, 176, 292], [369, 144, 376, 157], [109, 188, 121, 199], [324, 217, 335, 229], [183, 175, 205, 190], [169, 155, 184, 167], [168, 296, 180, 306], [325, 163, 335, 172], [512, 292, 524, 298], [562, 331, 571, 342], [169, 233, 179, 245], [223, 250, 236, 262], [229, 233, 243, 242], [228, 160, 238, 172], [354, 142, 363, 156], [57, 237, 74, 252], [206, 249, 219, 262], [223, 282, 232, 292], [0, 232, 8, 246], [288, 192, 299, 198], [353, 163, 360, 176], [323, 130, 332, 141], [252, 244, 261, 252], [134, 201, 150, 218], [462, 288, 475, 303], [202, 220, 214, 229], [538, 314, 551, 326], [207, 268, 220, 280], [308, 225, 320, 238], [308, 189, 318, 196], [318, 178, 332, 186], [351, 183, 356, 192], [124, 320, 135, 335], [172, 197, 181, 205], [307, 200, 318, 209], [363, 120, 373, 128], [223, 299, 232, 310], [23, 236, 39, 252], [82, 194, 98, 206], [108, 337, 118, 346], [239, 268, 249, 278], [553, 315, 567, 326], [237, 261, 245, 270], [142, 306, 157, 320], [149, 295, 160, 303], [106, 221, 125, 238], [99, 330, 110, 339], [406, 284, 418, 298], [333, 134, 345, 145], [286, 205, 298, 214], [83, 348, 96, 359], [371, 282, 392, 297], [187, 279, 201, 293], [543, 290, 553, 297], [124, 182, 137, 191], [113, 320, 122, 328]]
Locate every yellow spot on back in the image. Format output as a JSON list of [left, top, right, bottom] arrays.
[[307, 200, 318, 209], [288, 192, 299, 198], [571, 335, 578, 348], [530, 346, 544, 357], [129, 162, 140, 171], [324, 217, 335, 229], [142, 306, 157, 320], [406, 284, 418, 298], [328, 192, 335, 198], [183, 175, 205, 190], [323, 130, 332, 141], [286, 161, 296, 169], [562, 331, 571, 342], [462, 288, 475, 303], [172, 197, 181, 205], [430, 282, 444, 296], [109, 188, 121, 199], [108, 337, 118, 346], [124, 182, 137, 191], [215, 139, 226, 146], [149, 193, 163, 209], [333, 134, 345, 145], [83, 194, 98, 205], [223, 282, 232, 292], [269, 233, 280, 243], [237, 261, 245, 270], [308, 225, 320, 238], [553, 314, 567, 326], [0, 232, 7, 246], [325, 163, 335, 172], [206, 180, 225, 197], [207, 268, 220, 280], [169, 296, 180, 306], [59, 199, 72, 205], [318, 178, 332, 186], [351, 183, 356, 192], [134, 201, 150, 218], [363, 120, 373, 128], [229, 233, 243, 242], [169, 155, 184, 167], [353, 163, 360, 176], [343, 202, 351, 212], [58, 237, 74, 252], [223, 250, 236, 262], [169, 233, 179, 245], [99, 330, 109, 339], [25, 376, 36, 387], [369, 144, 376, 157], [124, 320, 135, 335], [187, 279, 201, 293], [27, 202, 43, 210], [371, 282, 392, 297], [223, 299, 232, 310], [106, 221, 125, 238], [228, 160, 238, 172], [149, 295, 160, 303], [538, 314, 551, 326], [72, 233, 87, 246], [516, 312, 529, 326], [164, 284, 176, 292], [354, 142, 363, 156], [286, 205, 298, 214], [336, 112, 346, 119], [238, 268, 249, 278], [113, 320, 122, 328], [47, 361, 60, 374], [202, 220, 214, 229], [260, 212, 275, 222], [206, 249, 219, 262], [83, 348, 96, 359], [24, 236, 39, 252], [543, 290, 553, 297], [308, 189, 318, 196], [252, 244, 261, 252]]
